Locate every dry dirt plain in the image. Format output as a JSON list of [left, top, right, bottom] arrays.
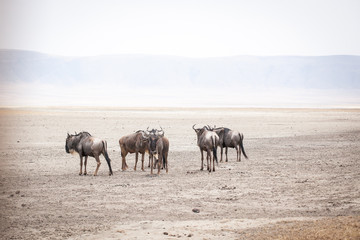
[[0, 107, 359, 239]]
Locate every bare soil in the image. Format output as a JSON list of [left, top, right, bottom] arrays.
[[0, 107, 359, 239]]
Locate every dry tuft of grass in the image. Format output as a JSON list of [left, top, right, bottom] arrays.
[[238, 216, 360, 240]]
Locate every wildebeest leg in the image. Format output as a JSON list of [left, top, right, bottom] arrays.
[[150, 155, 154, 175], [84, 156, 88, 175], [79, 155, 82, 175], [121, 151, 128, 171], [207, 150, 211, 172], [238, 144, 242, 161], [165, 153, 168, 173], [225, 147, 229, 162], [236, 145, 240, 162], [141, 153, 145, 171], [220, 147, 223, 162], [157, 154, 162, 175], [94, 155, 101, 176], [148, 155, 151, 168], [200, 150, 204, 171], [212, 151, 216, 172], [154, 158, 158, 169], [134, 152, 139, 171]]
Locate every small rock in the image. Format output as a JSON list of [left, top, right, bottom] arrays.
[[188, 233, 193, 237], [15, 190, 20, 194], [21, 204, 26, 207], [163, 232, 169, 235], [192, 208, 200, 213]]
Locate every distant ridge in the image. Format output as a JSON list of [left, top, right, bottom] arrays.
[[1, 49, 360, 89], [1, 49, 360, 107]]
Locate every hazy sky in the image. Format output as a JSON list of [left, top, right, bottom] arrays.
[[1, 0, 360, 57]]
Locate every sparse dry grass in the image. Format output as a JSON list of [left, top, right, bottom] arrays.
[[238, 216, 360, 240]]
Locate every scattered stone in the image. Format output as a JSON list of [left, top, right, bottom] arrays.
[[295, 179, 308, 183], [16, 190, 20, 194], [192, 208, 200, 213], [21, 195, 25, 197], [9, 194, 14, 197], [163, 232, 169, 235], [21, 204, 26, 207], [188, 233, 193, 237]]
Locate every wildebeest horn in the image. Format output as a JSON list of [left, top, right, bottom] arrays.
[[141, 131, 149, 139], [158, 126, 164, 134], [158, 128, 164, 137], [192, 124, 196, 130]]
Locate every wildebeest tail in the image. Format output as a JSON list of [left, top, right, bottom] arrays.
[[102, 140, 113, 175], [239, 133, 248, 159], [211, 135, 218, 163]]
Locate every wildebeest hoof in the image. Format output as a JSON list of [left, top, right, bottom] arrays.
[[84, 172, 87, 175], [79, 172, 82, 175]]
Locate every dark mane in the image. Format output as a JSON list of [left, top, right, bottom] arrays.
[[72, 131, 92, 137], [80, 131, 92, 136]]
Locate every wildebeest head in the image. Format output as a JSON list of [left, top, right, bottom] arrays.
[[65, 132, 91, 154], [142, 127, 164, 154], [192, 124, 207, 137], [65, 133, 74, 153]]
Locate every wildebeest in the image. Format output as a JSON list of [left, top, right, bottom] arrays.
[[65, 131, 113, 176], [210, 126, 248, 162], [192, 124, 219, 172], [119, 130, 149, 171], [142, 128, 169, 175]]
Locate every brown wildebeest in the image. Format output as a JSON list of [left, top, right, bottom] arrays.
[[142, 128, 169, 175], [65, 131, 113, 176], [210, 126, 248, 162], [146, 128, 169, 171], [119, 130, 149, 171], [192, 124, 219, 172]]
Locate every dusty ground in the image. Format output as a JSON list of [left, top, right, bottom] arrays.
[[0, 107, 359, 239]]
